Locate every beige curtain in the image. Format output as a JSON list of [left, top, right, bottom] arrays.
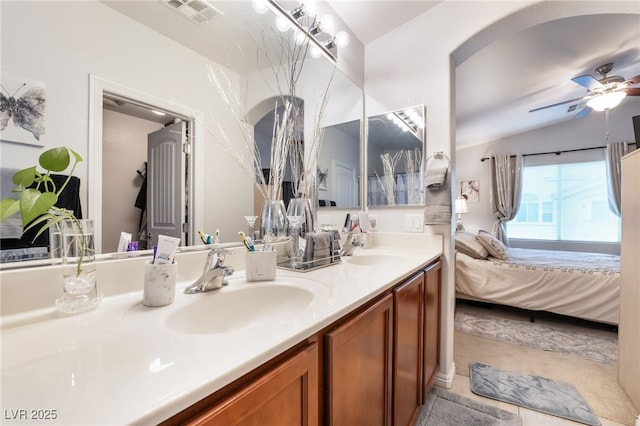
[[489, 154, 523, 246], [605, 142, 635, 217]]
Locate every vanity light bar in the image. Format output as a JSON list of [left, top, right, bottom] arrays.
[[391, 111, 419, 134], [265, 0, 337, 63]]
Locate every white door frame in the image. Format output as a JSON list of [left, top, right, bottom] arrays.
[[88, 75, 204, 253]]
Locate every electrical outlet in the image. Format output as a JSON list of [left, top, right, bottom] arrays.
[[404, 214, 424, 233]]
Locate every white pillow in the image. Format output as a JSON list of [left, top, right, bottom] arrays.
[[475, 230, 507, 260], [455, 231, 489, 259]]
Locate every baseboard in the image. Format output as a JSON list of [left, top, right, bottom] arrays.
[[435, 362, 456, 388]]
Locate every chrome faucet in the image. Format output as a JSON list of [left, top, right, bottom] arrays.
[[340, 232, 363, 257], [184, 248, 234, 294]]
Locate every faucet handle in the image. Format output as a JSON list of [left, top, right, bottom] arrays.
[[205, 247, 234, 270]]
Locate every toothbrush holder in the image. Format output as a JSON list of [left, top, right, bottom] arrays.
[[143, 260, 178, 307], [246, 251, 277, 282]]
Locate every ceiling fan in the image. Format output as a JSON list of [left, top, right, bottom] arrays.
[[530, 62, 640, 118]]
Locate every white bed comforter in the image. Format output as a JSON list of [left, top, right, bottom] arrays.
[[455, 248, 620, 325]]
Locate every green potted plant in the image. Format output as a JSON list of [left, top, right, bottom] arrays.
[[0, 146, 83, 237], [1, 147, 100, 313]]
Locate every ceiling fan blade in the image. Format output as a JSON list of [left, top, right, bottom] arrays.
[[529, 96, 588, 112], [624, 87, 640, 96], [575, 106, 592, 119], [572, 75, 603, 90], [623, 74, 640, 86]]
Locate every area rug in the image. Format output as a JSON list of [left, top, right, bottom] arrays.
[[455, 310, 617, 364], [416, 386, 522, 426], [470, 362, 601, 426]]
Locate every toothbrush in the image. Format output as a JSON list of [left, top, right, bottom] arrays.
[[238, 231, 254, 251], [198, 230, 212, 244], [214, 229, 221, 245]]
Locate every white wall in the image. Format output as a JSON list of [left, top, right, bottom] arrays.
[[0, 1, 253, 247], [364, 0, 638, 387]]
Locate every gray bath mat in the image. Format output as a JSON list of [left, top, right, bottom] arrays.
[[470, 362, 600, 426], [416, 387, 522, 426]]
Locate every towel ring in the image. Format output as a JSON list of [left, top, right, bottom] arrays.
[[426, 151, 450, 169]]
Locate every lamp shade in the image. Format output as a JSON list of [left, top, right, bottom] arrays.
[[455, 197, 469, 214], [586, 91, 627, 111]]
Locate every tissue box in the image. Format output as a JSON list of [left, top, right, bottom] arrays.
[[246, 250, 277, 282]]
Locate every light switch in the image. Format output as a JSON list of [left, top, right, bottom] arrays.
[[405, 214, 424, 233]]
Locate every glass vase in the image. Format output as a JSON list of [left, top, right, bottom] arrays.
[[55, 219, 101, 314], [260, 199, 288, 243], [287, 215, 303, 268], [286, 198, 314, 238]]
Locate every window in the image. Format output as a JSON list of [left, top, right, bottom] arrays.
[[508, 161, 620, 242]]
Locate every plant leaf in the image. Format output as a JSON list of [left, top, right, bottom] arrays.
[[12, 167, 38, 187], [69, 148, 83, 163], [39, 147, 71, 172], [0, 198, 20, 221], [19, 189, 57, 226]]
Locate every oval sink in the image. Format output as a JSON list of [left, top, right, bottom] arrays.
[[166, 284, 314, 334], [342, 254, 405, 266]]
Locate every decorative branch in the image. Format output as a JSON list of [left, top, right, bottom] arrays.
[[375, 151, 403, 205], [205, 22, 335, 216], [405, 147, 423, 204]]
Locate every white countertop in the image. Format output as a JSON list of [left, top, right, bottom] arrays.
[[1, 237, 441, 425]]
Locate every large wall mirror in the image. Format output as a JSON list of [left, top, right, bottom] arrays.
[[0, 0, 363, 264], [367, 105, 425, 206]]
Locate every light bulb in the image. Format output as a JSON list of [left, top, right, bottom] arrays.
[[275, 15, 290, 32], [319, 14, 335, 33], [309, 45, 322, 58], [304, 1, 318, 16], [252, 0, 268, 14], [334, 31, 350, 48]]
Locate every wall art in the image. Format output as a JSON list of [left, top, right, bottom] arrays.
[[0, 71, 46, 147], [461, 180, 479, 202]]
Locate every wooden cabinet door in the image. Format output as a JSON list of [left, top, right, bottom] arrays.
[[423, 260, 442, 401], [393, 272, 424, 426], [186, 343, 319, 426], [325, 293, 393, 426]]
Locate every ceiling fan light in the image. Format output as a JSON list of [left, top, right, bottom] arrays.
[[586, 91, 627, 111]]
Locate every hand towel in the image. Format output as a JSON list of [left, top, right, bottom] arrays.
[[424, 167, 451, 224], [312, 232, 331, 266], [424, 167, 447, 188], [304, 233, 315, 263]]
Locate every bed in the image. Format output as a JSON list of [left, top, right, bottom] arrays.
[[454, 231, 620, 325]]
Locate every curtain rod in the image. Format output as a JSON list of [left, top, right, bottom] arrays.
[[479, 142, 636, 162]]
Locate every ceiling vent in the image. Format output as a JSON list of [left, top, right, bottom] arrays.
[[161, 0, 222, 25]]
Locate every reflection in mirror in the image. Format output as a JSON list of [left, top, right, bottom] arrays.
[[0, 0, 363, 265], [318, 120, 360, 208], [367, 106, 425, 206]]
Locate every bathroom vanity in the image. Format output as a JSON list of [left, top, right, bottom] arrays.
[[0, 233, 442, 425]]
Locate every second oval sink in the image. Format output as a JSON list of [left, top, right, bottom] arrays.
[[165, 284, 314, 335]]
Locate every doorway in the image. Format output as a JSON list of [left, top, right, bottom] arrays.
[[89, 75, 200, 254]]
